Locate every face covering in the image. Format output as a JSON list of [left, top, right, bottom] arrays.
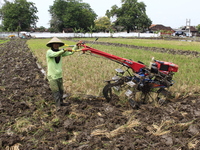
[[51, 48, 61, 63]]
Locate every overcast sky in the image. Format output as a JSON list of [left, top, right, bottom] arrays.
[[2, 0, 200, 29]]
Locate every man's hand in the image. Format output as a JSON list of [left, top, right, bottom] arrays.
[[63, 48, 73, 52], [76, 41, 84, 48]]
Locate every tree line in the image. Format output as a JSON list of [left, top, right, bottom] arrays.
[[0, 0, 152, 33]]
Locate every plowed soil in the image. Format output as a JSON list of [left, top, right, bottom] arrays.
[[0, 39, 200, 150]]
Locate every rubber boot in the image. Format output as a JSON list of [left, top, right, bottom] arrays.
[[53, 91, 61, 107], [60, 98, 64, 106], [59, 90, 64, 106]]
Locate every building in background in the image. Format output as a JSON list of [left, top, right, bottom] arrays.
[[149, 24, 175, 36]]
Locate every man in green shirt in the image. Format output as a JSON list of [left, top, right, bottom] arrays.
[[46, 37, 82, 107]]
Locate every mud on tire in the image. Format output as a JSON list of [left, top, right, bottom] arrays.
[[103, 83, 113, 102]]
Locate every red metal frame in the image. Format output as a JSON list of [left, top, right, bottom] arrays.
[[81, 45, 146, 72]]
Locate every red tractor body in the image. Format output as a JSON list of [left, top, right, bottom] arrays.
[[82, 46, 146, 72], [154, 60, 178, 74]]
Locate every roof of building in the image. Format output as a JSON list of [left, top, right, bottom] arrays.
[[149, 24, 174, 31], [181, 26, 197, 32]]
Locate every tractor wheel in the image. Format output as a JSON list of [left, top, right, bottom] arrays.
[[102, 83, 113, 102], [103, 80, 126, 102]]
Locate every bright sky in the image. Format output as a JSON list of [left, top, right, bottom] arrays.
[[3, 0, 200, 29]]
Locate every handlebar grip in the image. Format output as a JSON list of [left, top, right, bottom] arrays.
[[64, 44, 74, 47], [71, 49, 83, 52]]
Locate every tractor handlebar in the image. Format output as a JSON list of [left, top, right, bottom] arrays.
[[66, 42, 146, 72]]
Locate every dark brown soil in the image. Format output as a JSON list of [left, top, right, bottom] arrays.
[[0, 39, 200, 150]]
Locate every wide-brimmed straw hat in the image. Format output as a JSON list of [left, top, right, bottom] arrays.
[[46, 37, 64, 47]]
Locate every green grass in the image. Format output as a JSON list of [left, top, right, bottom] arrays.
[[0, 39, 9, 44], [27, 38, 200, 98]]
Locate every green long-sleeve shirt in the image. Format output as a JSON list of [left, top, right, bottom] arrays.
[[46, 46, 78, 80]]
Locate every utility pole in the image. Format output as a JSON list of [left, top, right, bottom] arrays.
[[186, 19, 191, 37]]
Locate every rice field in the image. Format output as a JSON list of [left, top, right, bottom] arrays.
[[27, 38, 200, 98]]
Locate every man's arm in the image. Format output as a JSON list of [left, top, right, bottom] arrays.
[[46, 49, 65, 58]]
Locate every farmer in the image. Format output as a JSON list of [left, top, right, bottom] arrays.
[[46, 37, 82, 107]]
